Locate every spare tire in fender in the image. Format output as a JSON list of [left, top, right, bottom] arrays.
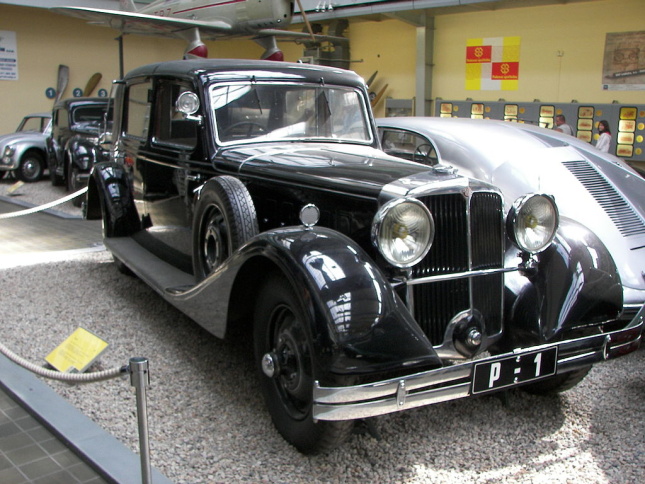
[[192, 175, 259, 281]]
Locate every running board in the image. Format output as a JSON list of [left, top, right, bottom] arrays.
[[104, 237, 195, 298], [103, 236, 231, 339]]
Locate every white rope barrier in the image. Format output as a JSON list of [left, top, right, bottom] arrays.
[[0, 187, 87, 220]]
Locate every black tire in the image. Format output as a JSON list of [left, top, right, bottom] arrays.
[[113, 256, 134, 276], [254, 275, 354, 454], [50, 161, 65, 186], [17, 151, 44, 182], [521, 365, 592, 395], [192, 176, 258, 280], [67, 163, 85, 207]]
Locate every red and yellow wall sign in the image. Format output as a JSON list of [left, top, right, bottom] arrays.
[[466, 37, 521, 91]]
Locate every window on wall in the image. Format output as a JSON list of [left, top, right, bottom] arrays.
[[125, 81, 152, 139]]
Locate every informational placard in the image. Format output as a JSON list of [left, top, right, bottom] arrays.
[[602, 31, 645, 91], [466, 36, 520, 91], [0, 31, 18, 81], [45, 327, 109, 373]]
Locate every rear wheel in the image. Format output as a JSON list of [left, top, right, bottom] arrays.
[[17, 151, 44, 182], [521, 365, 591, 395], [254, 275, 354, 454], [192, 176, 258, 281]]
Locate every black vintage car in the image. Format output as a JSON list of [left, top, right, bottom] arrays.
[[85, 59, 642, 454], [47, 97, 110, 205]]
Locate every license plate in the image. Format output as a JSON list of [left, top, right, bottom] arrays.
[[472, 347, 558, 394]]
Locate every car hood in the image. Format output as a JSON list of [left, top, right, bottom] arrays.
[[0, 131, 46, 148], [219, 143, 472, 201], [378, 117, 645, 300]]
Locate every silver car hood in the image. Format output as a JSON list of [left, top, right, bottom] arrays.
[[377, 117, 645, 302]]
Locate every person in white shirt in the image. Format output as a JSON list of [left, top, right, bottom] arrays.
[[595, 120, 611, 153], [554, 114, 573, 136]]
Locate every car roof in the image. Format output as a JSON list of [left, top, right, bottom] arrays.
[[53, 97, 109, 110], [124, 59, 366, 89]]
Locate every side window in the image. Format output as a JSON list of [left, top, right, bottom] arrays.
[[153, 81, 198, 149], [381, 128, 437, 165], [125, 81, 153, 139]]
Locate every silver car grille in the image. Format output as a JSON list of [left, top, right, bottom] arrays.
[[563, 160, 645, 237]]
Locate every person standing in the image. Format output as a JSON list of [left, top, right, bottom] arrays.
[[595, 120, 612, 153], [554, 114, 573, 136]]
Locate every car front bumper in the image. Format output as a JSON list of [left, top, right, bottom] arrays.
[[313, 305, 643, 421]]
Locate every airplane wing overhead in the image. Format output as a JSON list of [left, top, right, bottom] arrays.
[[52, 6, 234, 39]]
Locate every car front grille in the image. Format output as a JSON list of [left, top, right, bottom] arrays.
[[411, 192, 504, 346], [563, 160, 645, 237]]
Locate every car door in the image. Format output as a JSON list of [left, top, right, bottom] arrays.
[[121, 77, 202, 270], [49, 107, 70, 175]]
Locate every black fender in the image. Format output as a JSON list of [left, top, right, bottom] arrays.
[[499, 216, 623, 350], [171, 226, 441, 376], [85, 161, 140, 236], [67, 136, 99, 172]]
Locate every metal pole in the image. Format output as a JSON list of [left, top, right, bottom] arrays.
[[129, 357, 152, 484]]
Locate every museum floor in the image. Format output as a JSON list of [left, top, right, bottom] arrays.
[[0, 197, 173, 484]]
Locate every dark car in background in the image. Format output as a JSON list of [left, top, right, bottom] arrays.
[[85, 59, 642, 454], [47, 97, 110, 205], [0, 113, 52, 182]]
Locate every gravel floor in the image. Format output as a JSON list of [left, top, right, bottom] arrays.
[[1, 178, 644, 483]]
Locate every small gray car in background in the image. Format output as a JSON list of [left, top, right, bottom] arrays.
[[0, 113, 52, 182]]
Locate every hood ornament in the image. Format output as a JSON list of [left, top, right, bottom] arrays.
[[432, 163, 457, 175]]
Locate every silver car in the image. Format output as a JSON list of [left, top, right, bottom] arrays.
[[377, 116, 645, 318], [0, 113, 52, 182]]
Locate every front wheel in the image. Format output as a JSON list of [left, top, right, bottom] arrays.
[[17, 151, 44, 182], [521, 365, 591, 395], [254, 275, 354, 454]]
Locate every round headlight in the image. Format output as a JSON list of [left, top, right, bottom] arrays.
[[373, 198, 434, 267], [507, 194, 559, 253]]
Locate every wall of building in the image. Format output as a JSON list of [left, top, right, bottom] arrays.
[[1, 1, 643, 133], [433, 0, 645, 106]]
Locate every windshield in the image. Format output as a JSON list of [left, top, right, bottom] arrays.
[[72, 106, 106, 125], [210, 82, 372, 145]]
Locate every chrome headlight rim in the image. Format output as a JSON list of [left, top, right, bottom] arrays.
[[3, 145, 15, 158], [372, 197, 435, 268], [507, 193, 559, 254]]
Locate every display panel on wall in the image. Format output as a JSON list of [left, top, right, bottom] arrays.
[[435, 100, 645, 165]]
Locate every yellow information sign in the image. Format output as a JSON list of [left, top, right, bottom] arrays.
[[45, 327, 109, 373]]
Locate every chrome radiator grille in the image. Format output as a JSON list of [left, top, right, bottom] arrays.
[[563, 160, 645, 237], [411, 192, 504, 346]]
